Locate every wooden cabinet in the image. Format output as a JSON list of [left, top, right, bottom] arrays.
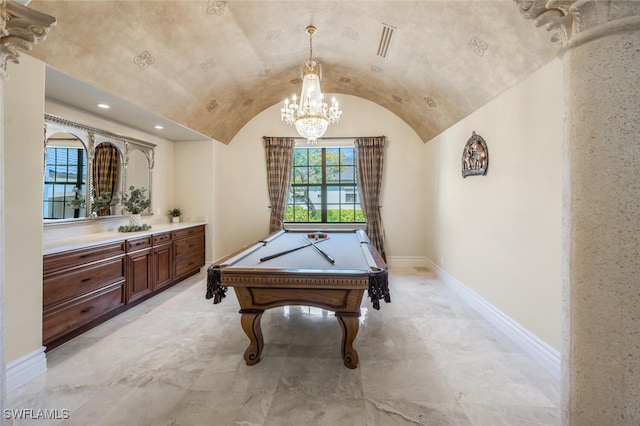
[[43, 224, 205, 350], [153, 233, 173, 291], [172, 225, 205, 280], [43, 241, 126, 347], [126, 236, 153, 303]]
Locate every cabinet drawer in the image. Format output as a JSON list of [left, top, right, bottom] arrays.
[[153, 232, 172, 245], [174, 252, 205, 279], [126, 236, 152, 252], [44, 242, 125, 274], [44, 257, 125, 307], [43, 283, 125, 345], [171, 225, 204, 241], [173, 234, 204, 258]]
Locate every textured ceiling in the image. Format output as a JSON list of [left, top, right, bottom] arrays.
[[28, 1, 558, 144]]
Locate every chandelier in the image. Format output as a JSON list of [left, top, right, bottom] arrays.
[[281, 25, 342, 144]]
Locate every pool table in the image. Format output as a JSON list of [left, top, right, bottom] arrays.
[[206, 229, 390, 368]]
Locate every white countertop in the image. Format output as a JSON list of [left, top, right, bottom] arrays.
[[43, 221, 207, 255]]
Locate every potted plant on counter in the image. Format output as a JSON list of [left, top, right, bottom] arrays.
[[120, 186, 151, 229], [168, 208, 182, 223]]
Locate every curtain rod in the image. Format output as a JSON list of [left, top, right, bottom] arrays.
[[263, 136, 385, 140]]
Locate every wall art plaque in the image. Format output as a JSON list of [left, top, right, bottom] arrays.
[[462, 131, 488, 178]]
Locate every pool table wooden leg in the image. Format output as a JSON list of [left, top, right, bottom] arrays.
[[240, 309, 264, 366], [336, 313, 360, 369]]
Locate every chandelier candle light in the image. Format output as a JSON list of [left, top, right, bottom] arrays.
[[281, 25, 342, 144]]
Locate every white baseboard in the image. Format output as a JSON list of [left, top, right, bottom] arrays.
[[387, 256, 428, 269], [425, 258, 561, 379], [6, 347, 47, 393]]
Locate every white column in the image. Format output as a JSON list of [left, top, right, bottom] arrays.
[[515, 1, 640, 424]]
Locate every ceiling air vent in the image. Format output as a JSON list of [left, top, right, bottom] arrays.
[[377, 23, 396, 58]]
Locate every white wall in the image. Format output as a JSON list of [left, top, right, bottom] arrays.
[[424, 59, 563, 350], [208, 94, 426, 262]]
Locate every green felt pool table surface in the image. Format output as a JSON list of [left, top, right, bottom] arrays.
[[221, 229, 381, 278]]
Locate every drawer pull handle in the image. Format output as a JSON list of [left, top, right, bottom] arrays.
[[188, 262, 194, 266], [188, 244, 194, 248], [80, 276, 94, 283], [81, 306, 95, 313], [79, 253, 95, 259]]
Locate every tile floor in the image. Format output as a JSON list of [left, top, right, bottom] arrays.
[[7, 267, 560, 425]]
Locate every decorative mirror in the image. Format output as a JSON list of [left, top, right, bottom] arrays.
[[43, 114, 156, 222], [125, 147, 153, 214]]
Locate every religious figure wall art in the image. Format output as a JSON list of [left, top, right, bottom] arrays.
[[461, 131, 489, 178]]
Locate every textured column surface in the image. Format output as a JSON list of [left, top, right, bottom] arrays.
[[513, 1, 640, 424], [562, 14, 640, 426], [0, 76, 6, 426]]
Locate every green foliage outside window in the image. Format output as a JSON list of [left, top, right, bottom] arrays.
[[286, 147, 364, 223], [284, 205, 321, 222], [284, 206, 365, 223]]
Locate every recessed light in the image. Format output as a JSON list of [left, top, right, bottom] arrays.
[[154, 125, 164, 130], [97, 103, 110, 109]]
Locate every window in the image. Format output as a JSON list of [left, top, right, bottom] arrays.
[[43, 147, 87, 219], [285, 147, 364, 223], [345, 189, 358, 203]]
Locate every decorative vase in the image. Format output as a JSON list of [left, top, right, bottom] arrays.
[[172, 216, 180, 223], [129, 213, 142, 227]]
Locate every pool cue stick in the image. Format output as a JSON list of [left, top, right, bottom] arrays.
[[259, 238, 330, 262], [304, 236, 335, 264]]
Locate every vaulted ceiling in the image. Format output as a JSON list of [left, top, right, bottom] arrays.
[[28, 1, 558, 144]]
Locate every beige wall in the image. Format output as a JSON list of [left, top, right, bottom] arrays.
[[4, 55, 46, 362], [424, 59, 563, 350], [209, 94, 426, 262], [173, 140, 217, 262], [211, 76, 563, 352], [3, 54, 563, 365]]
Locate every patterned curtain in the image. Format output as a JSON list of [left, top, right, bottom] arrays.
[[354, 137, 387, 261], [93, 142, 119, 216], [264, 137, 296, 233]]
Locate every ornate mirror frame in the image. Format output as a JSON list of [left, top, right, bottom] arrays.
[[44, 113, 156, 223]]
